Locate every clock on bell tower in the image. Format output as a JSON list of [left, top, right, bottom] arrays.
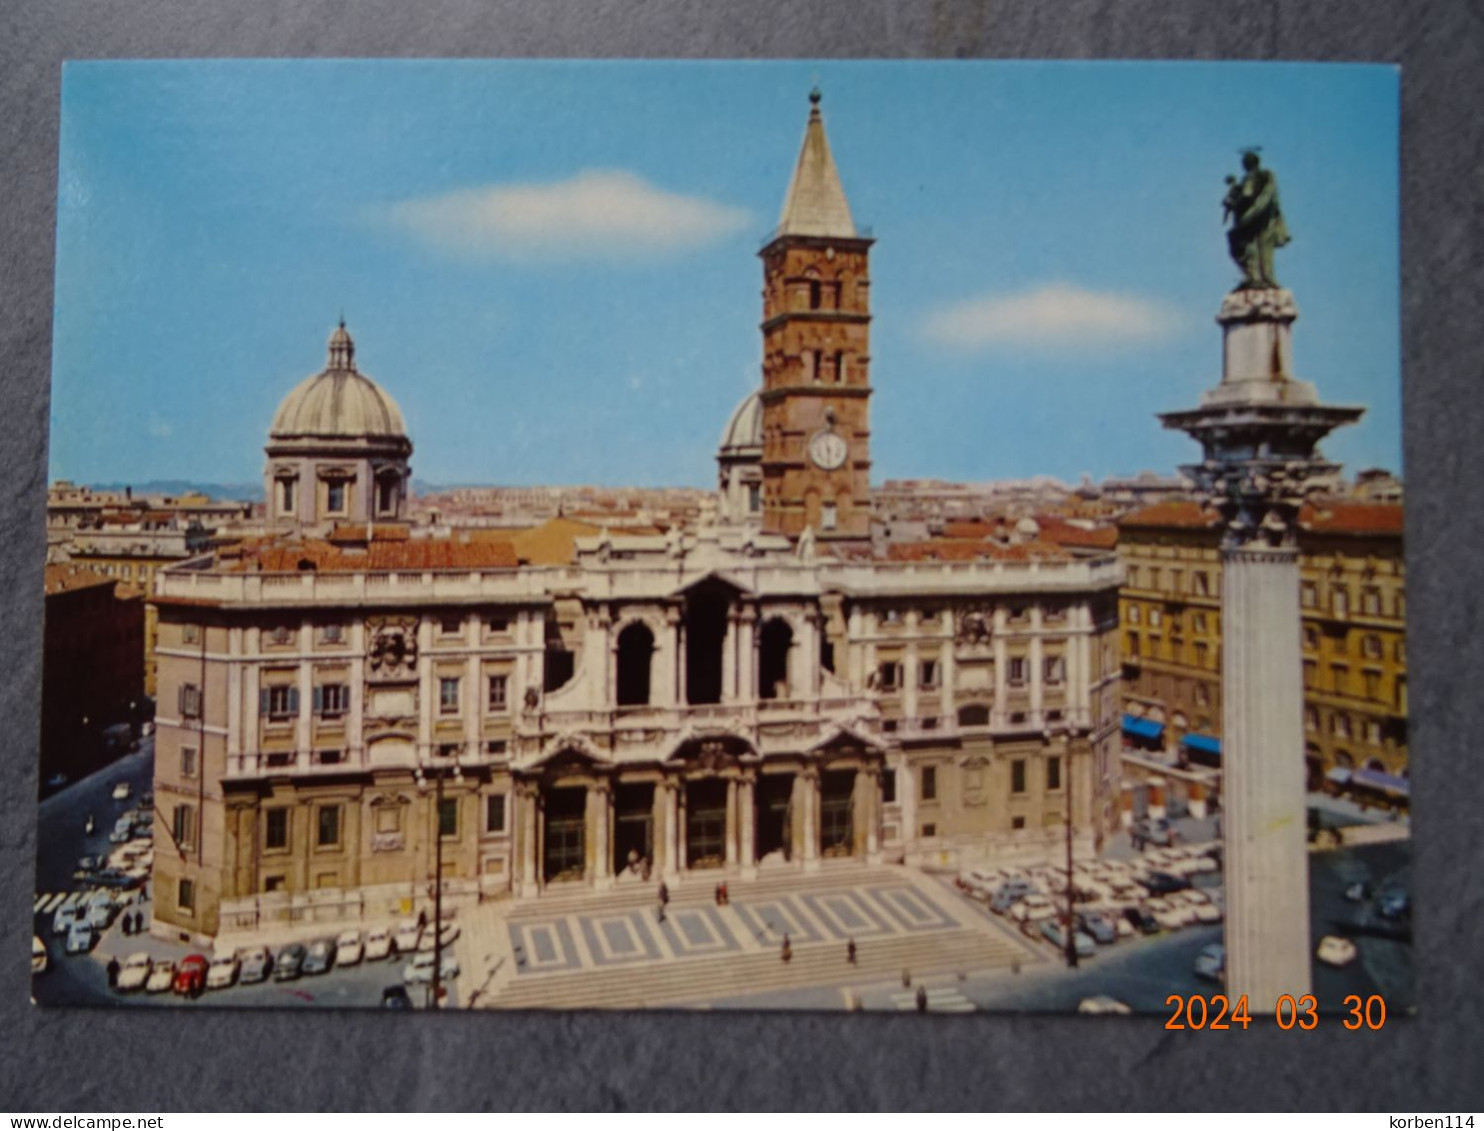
[[758, 89, 873, 541]]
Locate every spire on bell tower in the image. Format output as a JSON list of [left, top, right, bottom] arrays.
[[756, 91, 875, 542]]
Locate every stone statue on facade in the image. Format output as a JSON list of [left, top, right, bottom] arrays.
[[1224, 149, 1290, 290]]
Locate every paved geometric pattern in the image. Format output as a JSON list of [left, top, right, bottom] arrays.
[[890, 986, 976, 1013]]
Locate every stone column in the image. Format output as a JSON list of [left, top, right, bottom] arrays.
[[724, 777, 739, 867], [590, 779, 613, 889], [857, 766, 881, 862], [517, 783, 540, 897], [798, 766, 820, 871], [658, 779, 681, 881], [736, 609, 757, 702], [737, 772, 757, 877], [296, 659, 313, 765], [992, 612, 1009, 727], [721, 613, 738, 703], [1222, 545, 1310, 1004]]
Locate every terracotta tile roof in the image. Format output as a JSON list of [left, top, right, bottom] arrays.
[[44, 564, 117, 595], [942, 520, 1000, 539], [1298, 500, 1404, 536], [1033, 515, 1120, 550], [327, 523, 412, 544], [508, 517, 603, 565], [1118, 501, 1219, 529], [224, 536, 517, 573]]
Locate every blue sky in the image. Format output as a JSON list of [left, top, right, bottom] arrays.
[[50, 60, 1401, 489]]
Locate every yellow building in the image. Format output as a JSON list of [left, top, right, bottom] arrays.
[[1117, 498, 1407, 795]]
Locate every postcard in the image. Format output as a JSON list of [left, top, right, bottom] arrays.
[[36, 60, 1407, 1017]]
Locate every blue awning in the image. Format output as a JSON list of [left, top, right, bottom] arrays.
[[1351, 767, 1409, 796], [1181, 733, 1222, 757], [1122, 715, 1165, 741], [1325, 767, 1353, 785]]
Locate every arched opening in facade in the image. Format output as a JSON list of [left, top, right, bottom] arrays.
[[542, 786, 587, 884], [615, 622, 655, 707], [758, 618, 793, 700], [612, 781, 654, 876], [685, 779, 728, 869], [684, 582, 731, 705], [820, 769, 856, 857], [754, 772, 794, 862]]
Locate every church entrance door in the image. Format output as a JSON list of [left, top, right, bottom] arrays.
[[613, 781, 654, 876], [542, 786, 587, 884], [820, 770, 855, 858], [685, 779, 727, 870], [754, 772, 794, 862]]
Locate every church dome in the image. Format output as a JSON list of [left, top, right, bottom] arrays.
[[719, 389, 763, 457], [269, 322, 409, 444]]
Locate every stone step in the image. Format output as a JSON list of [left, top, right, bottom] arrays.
[[488, 927, 1019, 1010]]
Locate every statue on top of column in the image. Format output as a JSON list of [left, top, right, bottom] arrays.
[[1223, 149, 1290, 290]]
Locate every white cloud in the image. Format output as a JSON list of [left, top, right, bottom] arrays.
[[920, 283, 1182, 352], [379, 170, 750, 261]]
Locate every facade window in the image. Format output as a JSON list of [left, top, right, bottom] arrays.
[[440, 615, 462, 636], [1303, 626, 1319, 650], [920, 765, 937, 801], [1305, 706, 1319, 731], [486, 615, 510, 633], [485, 793, 507, 834], [486, 739, 508, 757], [438, 742, 460, 759], [179, 682, 202, 719], [1046, 755, 1062, 791], [1008, 605, 1028, 623], [1148, 608, 1163, 628], [1332, 713, 1352, 739], [278, 477, 297, 516], [881, 768, 897, 804], [180, 746, 198, 779], [958, 704, 990, 727], [1043, 656, 1065, 685], [182, 623, 200, 645], [172, 803, 196, 850], [1303, 661, 1316, 689], [1301, 582, 1318, 608], [265, 808, 289, 851], [1365, 720, 1383, 746], [1011, 816, 1026, 830], [1149, 568, 1162, 590], [1010, 759, 1026, 794], [1194, 642, 1210, 668], [1194, 571, 1210, 597], [882, 609, 902, 625], [488, 674, 508, 712], [317, 805, 341, 848], [439, 677, 460, 715], [1331, 664, 1348, 694], [178, 878, 195, 914], [1362, 589, 1382, 616], [919, 660, 939, 690], [315, 683, 349, 718], [438, 798, 458, 839], [821, 501, 838, 531], [321, 623, 343, 644], [1363, 634, 1382, 660], [269, 625, 294, 646], [263, 685, 298, 721], [1126, 631, 1140, 657], [325, 480, 347, 514], [377, 476, 397, 515], [1332, 587, 1349, 617], [317, 749, 343, 766], [877, 661, 901, 692], [1363, 670, 1381, 700], [1194, 612, 1208, 634], [1127, 605, 1141, 625], [921, 823, 937, 838], [1008, 657, 1027, 686], [1171, 570, 1184, 594], [747, 483, 761, 513], [1395, 639, 1406, 663], [1195, 683, 1210, 708]]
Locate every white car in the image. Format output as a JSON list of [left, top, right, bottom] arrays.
[[1316, 935, 1358, 967], [117, 951, 152, 992], [145, 959, 176, 993], [207, 953, 240, 990], [1146, 898, 1186, 931], [364, 928, 392, 962], [1077, 995, 1132, 1016], [52, 901, 82, 937], [1010, 895, 1057, 924], [334, 929, 364, 967], [238, 945, 272, 984], [64, 923, 95, 955], [112, 781, 132, 801], [394, 919, 423, 953], [31, 936, 47, 974], [417, 920, 461, 952], [402, 951, 459, 985]]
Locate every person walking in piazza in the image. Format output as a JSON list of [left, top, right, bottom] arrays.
[[658, 880, 669, 907], [780, 933, 792, 963], [847, 938, 857, 965], [106, 955, 120, 988], [916, 984, 929, 1013]]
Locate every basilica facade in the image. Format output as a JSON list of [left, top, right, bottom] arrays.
[[149, 95, 1123, 944]]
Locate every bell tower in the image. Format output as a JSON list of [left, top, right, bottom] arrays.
[[758, 89, 873, 541]]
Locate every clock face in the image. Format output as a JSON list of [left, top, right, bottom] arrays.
[[809, 430, 849, 471]]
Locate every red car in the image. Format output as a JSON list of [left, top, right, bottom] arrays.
[[173, 954, 209, 997]]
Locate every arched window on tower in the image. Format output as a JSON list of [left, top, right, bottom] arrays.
[[821, 501, 838, 531], [376, 473, 399, 516], [758, 618, 793, 701], [278, 476, 298, 517], [616, 622, 655, 707], [808, 279, 822, 310]]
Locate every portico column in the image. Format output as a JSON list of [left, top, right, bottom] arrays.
[[724, 777, 739, 867], [518, 783, 539, 898], [721, 613, 738, 703], [800, 765, 820, 871], [658, 779, 681, 881], [856, 766, 881, 861], [590, 779, 613, 889], [736, 609, 757, 701], [738, 772, 757, 877]]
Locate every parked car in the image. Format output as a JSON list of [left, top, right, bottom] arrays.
[[402, 951, 459, 986], [111, 781, 132, 801], [31, 936, 48, 975], [1039, 917, 1097, 958], [1009, 894, 1057, 924], [1134, 817, 1177, 847], [1193, 942, 1225, 984], [52, 902, 83, 937], [1077, 911, 1117, 945], [174, 954, 209, 996], [1123, 907, 1161, 936], [381, 985, 413, 1010], [207, 953, 240, 990], [335, 929, 364, 967], [303, 939, 335, 976], [364, 928, 392, 962], [273, 942, 307, 981], [92, 868, 145, 890], [238, 945, 272, 984], [1376, 887, 1410, 921], [989, 881, 1037, 914], [74, 855, 103, 877], [64, 922, 96, 955], [117, 951, 152, 992], [394, 919, 423, 953], [145, 959, 176, 993], [1316, 935, 1358, 967], [1077, 995, 1132, 1016], [417, 920, 461, 952], [1141, 871, 1193, 895]]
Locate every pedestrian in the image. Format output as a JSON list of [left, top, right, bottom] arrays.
[[720, 882, 729, 906], [417, 908, 427, 932], [657, 902, 666, 924], [901, 967, 911, 988], [714, 882, 722, 906], [106, 955, 120, 988], [125, 914, 135, 937], [916, 984, 928, 1013], [847, 938, 857, 965], [658, 881, 669, 907], [780, 933, 791, 963]]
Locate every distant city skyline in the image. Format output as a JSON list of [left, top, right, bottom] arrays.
[[50, 60, 1401, 489]]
